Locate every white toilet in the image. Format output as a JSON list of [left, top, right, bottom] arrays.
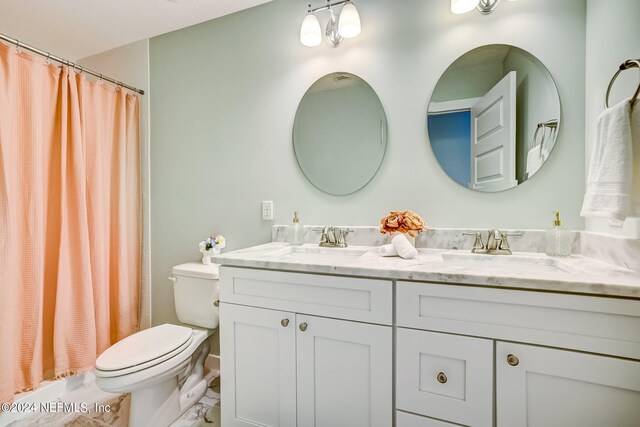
[[94, 262, 220, 427]]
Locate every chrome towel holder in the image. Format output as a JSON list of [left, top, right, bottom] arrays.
[[532, 119, 558, 154], [605, 59, 640, 108]]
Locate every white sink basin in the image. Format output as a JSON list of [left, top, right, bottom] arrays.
[[263, 245, 369, 262], [441, 252, 580, 274]]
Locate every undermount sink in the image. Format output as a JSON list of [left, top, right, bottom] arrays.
[[263, 245, 369, 262], [440, 252, 580, 274]]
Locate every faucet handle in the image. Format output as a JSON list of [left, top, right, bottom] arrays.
[[336, 228, 354, 247], [463, 232, 485, 253], [498, 232, 522, 254]]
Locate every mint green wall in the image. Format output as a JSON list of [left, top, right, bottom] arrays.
[[150, 0, 586, 325]]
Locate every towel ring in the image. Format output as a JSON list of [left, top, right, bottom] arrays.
[[533, 124, 546, 155], [605, 59, 640, 108]]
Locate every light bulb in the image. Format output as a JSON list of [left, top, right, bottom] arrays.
[[300, 13, 322, 47], [451, 0, 480, 14], [338, 2, 361, 39]]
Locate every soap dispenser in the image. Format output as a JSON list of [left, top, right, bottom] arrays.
[[545, 211, 571, 257], [288, 211, 304, 246]]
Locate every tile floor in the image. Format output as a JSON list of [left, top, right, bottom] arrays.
[[7, 371, 220, 427]]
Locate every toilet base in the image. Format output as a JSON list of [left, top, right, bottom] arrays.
[[129, 376, 181, 426], [127, 339, 211, 427]]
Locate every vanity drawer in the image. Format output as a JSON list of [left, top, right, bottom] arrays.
[[220, 266, 392, 325], [397, 281, 640, 359], [396, 328, 493, 427]]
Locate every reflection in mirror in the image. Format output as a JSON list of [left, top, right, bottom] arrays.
[[294, 72, 387, 195], [427, 44, 561, 192]]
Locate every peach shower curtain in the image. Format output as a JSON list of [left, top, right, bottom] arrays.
[[0, 42, 140, 405]]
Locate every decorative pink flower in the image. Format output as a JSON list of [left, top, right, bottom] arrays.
[[379, 211, 427, 237]]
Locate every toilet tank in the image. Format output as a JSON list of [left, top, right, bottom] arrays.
[[170, 263, 220, 329]]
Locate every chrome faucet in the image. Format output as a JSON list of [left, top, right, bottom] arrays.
[[463, 229, 522, 255], [485, 229, 501, 251], [318, 226, 337, 247], [316, 226, 353, 247]]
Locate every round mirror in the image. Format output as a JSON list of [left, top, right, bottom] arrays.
[[427, 44, 561, 192], [294, 72, 388, 195]]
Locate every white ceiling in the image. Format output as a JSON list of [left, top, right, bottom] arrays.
[[0, 0, 273, 60]]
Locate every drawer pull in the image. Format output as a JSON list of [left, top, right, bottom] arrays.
[[213, 300, 220, 308], [437, 372, 448, 384], [507, 354, 520, 366], [299, 322, 308, 332], [281, 318, 290, 327]]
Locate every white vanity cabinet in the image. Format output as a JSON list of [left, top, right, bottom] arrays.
[[396, 281, 640, 427], [219, 267, 393, 427]]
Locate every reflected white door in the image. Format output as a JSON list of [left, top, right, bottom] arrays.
[[470, 71, 517, 191]]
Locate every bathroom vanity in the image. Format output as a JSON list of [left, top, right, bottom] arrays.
[[215, 230, 640, 427]]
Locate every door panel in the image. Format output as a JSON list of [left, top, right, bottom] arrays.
[[497, 341, 640, 427], [220, 304, 296, 427], [296, 315, 392, 427]]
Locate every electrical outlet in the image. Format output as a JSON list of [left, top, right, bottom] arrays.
[[262, 201, 273, 221]]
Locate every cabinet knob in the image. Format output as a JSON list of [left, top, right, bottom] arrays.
[[507, 354, 519, 366], [436, 372, 448, 384], [213, 300, 220, 307], [281, 318, 290, 327], [299, 322, 308, 332]]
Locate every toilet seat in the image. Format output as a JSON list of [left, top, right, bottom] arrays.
[[95, 324, 193, 377]]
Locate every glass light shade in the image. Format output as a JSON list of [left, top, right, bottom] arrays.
[[451, 0, 480, 14], [300, 13, 322, 47], [338, 2, 361, 39]]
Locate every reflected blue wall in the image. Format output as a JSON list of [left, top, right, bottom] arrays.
[[428, 111, 471, 187]]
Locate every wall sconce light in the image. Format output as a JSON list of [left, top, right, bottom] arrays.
[[300, 0, 361, 48], [451, 0, 517, 15]]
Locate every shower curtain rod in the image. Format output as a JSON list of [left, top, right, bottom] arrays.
[[0, 32, 145, 95]]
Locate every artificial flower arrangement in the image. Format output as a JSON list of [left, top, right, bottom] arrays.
[[199, 234, 226, 265], [379, 210, 427, 237]]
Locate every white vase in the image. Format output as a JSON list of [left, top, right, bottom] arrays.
[[202, 252, 212, 265], [201, 247, 221, 265]]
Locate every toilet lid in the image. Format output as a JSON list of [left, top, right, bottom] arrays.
[[96, 324, 193, 372]]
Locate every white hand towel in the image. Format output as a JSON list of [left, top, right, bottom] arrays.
[[392, 234, 418, 259], [379, 244, 398, 257], [630, 101, 640, 216], [581, 98, 636, 223], [525, 145, 544, 177]]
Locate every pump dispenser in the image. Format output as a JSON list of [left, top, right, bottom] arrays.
[[545, 211, 571, 257], [288, 211, 304, 246]]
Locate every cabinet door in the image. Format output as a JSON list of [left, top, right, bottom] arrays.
[[296, 315, 392, 427], [396, 328, 493, 427], [497, 342, 640, 427], [220, 303, 296, 427]]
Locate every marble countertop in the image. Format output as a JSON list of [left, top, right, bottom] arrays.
[[213, 242, 640, 298]]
